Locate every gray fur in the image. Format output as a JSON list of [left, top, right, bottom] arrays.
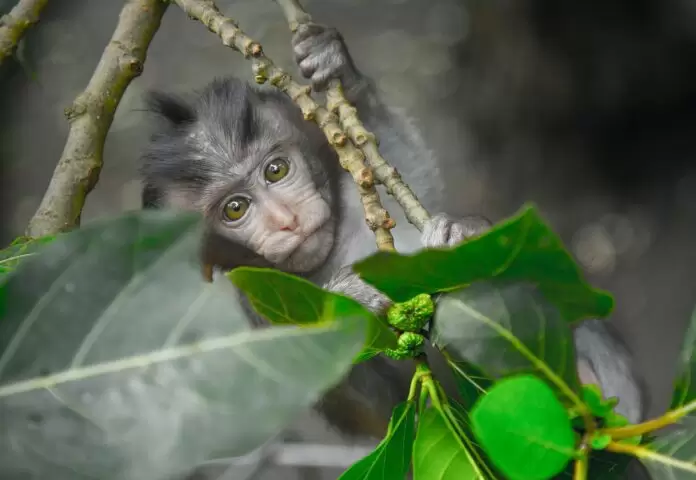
[[574, 319, 646, 423], [140, 21, 645, 443]]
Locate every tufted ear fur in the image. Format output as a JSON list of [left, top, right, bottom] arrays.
[[144, 90, 197, 126]]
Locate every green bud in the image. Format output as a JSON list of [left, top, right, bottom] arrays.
[[386, 293, 435, 332], [383, 347, 411, 360], [398, 332, 425, 351], [383, 332, 426, 360]]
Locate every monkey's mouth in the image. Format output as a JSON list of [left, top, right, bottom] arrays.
[[272, 219, 334, 271]]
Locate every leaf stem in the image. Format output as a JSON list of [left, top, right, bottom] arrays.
[[449, 302, 596, 433], [407, 356, 431, 401], [573, 448, 588, 480], [601, 399, 696, 439], [421, 377, 490, 479], [606, 441, 696, 473]]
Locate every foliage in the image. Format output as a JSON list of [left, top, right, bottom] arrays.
[[353, 204, 613, 323], [2, 203, 696, 480], [0, 211, 369, 480]]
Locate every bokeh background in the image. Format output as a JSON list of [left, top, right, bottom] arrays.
[[2, 0, 696, 478]]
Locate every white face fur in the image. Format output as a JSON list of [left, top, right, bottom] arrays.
[[204, 146, 334, 273]]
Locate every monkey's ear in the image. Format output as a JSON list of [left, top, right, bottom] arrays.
[[144, 90, 196, 126]]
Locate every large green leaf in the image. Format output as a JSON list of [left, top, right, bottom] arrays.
[[641, 415, 696, 479], [229, 267, 397, 358], [353, 204, 613, 323], [471, 375, 576, 480], [412, 407, 486, 479], [431, 282, 582, 400], [671, 308, 696, 409], [0, 210, 367, 480], [338, 401, 417, 480]]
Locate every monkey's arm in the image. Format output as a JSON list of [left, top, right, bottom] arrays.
[[574, 318, 646, 423]]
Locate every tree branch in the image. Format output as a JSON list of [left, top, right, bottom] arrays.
[[0, 0, 49, 66], [25, 0, 168, 238], [274, 0, 432, 231], [171, 0, 397, 251]]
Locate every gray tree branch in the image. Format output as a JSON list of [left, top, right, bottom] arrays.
[[0, 0, 49, 66], [25, 0, 168, 238]]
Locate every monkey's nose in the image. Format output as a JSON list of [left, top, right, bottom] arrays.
[[277, 214, 299, 232]]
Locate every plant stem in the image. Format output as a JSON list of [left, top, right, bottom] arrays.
[[606, 441, 696, 472], [573, 450, 588, 480], [407, 357, 431, 401], [601, 399, 696, 439]]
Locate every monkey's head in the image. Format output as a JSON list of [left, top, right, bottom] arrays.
[[140, 77, 342, 273]]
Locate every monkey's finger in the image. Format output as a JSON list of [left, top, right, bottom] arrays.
[[291, 23, 326, 47], [311, 67, 335, 92], [446, 222, 468, 247], [420, 214, 453, 248], [292, 30, 337, 64], [298, 56, 319, 80], [299, 51, 337, 81]]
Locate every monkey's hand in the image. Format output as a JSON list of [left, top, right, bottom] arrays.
[[421, 213, 493, 249], [292, 23, 362, 94], [324, 265, 391, 315]]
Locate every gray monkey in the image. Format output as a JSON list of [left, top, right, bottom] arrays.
[[139, 22, 646, 444]]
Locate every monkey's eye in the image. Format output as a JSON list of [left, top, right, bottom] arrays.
[[264, 159, 290, 183], [223, 196, 250, 221]]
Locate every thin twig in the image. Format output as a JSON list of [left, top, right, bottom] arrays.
[[0, 0, 49, 66], [274, 0, 431, 231], [25, 0, 168, 237], [171, 0, 397, 251]]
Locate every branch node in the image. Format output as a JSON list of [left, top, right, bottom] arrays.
[[249, 42, 263, 57]]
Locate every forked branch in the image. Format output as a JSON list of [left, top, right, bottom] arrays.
[[0, 0, 49, 66], [274, 0, 432, 231], [25, 0, 167, 237], [171, 0, 397, 251]]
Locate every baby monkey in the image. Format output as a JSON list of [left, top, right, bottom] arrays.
[[140, 23, 645, 438]]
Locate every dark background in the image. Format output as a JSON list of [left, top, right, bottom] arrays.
[[2, 0, 695, 478]]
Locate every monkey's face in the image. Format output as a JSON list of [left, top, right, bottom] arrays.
[[202, 145, 335, 273], [142, 79, 341, 273]]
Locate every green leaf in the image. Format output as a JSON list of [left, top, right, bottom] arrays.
[[431, 282, 582, 400], [354, 204, 613, 323], [0, 234, 56, 280], [339, 401, 417, 480], [0, 210, 367, 480], [671, 308, 696, 409], [229, 267, 398, 359], [471, 375, 576, 480], [412, 407, 486, 479], [642, 416, 696, 478]]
